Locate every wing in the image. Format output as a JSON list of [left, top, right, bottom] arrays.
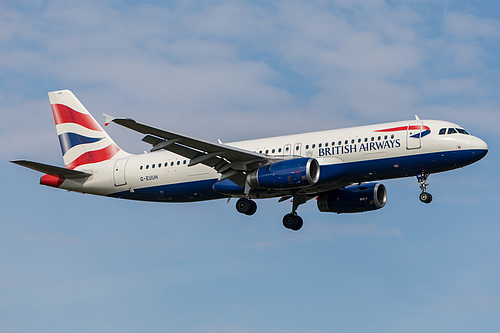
[[104, 114, 273, 187]]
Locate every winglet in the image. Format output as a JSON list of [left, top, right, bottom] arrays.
[[102, 113, 115, 126], [415, 115, 420, 120]]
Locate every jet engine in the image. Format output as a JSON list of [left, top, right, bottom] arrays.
[[317, 182, 387, 213], [247, 158, 320, 189]]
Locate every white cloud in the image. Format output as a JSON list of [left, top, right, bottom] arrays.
[[445, 12, 500, 40]]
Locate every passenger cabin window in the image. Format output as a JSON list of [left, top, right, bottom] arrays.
[[312, 144, 315, 148], [305, 145, 309, 149], [439, 128, 446, 135], [140, 166, 143, 170], [278, 148, 282, 153], [295, 146, 299, 150], [319, 143, 322, 148], [448, 128, 457, 134], [325, 142, 328, 147]]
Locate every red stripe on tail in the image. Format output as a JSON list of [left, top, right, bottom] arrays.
[[65, 144, 120, 169], [51, 104, 103, 131]]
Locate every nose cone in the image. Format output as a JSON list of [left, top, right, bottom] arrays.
[[470, 136, 488, 160]]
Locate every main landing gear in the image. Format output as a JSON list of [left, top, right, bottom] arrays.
[[235, 195, 307, 231], [282, 195, 307, 231], [417, 172, 433, 204], [236, 197, 257, 215]]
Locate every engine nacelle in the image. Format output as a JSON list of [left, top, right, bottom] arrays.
[[317, 182, 387, 213], [247, 158, 320, 189]]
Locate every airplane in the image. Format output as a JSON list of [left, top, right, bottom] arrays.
[[11, 90, 488, 231]]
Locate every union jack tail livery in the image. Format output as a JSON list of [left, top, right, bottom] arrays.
[[49, 90, 127, 169]]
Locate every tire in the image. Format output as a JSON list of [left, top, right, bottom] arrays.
[[419, 192, 433, 204], [245, 200, 257, 216], [236, 198, 257, 215], [282, 213, 303, 231]]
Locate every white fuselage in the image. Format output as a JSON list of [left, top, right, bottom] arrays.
[[57, 119, 487, 202]]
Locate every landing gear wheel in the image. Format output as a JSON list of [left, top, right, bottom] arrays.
[[419, 192, 433, 204], [236, 198, 257, 215], [282, 213, 303, 231]]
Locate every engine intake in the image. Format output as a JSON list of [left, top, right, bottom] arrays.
[[247, 158, 320, 189], [317, 182, 387, 213]]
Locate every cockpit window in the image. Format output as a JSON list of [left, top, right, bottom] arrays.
[[456, 128, 469, 135], [447, 128, 457, 134], [439, 128, 446, 135]]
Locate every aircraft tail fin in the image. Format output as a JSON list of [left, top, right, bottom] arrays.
[[48, 90, 128, 169]]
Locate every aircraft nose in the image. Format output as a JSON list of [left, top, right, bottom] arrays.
[[470, 136, 488, 159]]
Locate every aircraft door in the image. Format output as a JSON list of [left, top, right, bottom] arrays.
[[113, 158, 128, 186], [406, 122, 422, 150], [284, 144, 292, 155], [293, 143, 302, 156]]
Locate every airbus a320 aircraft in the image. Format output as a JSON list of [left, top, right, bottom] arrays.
[[12, 90, 488, 231]]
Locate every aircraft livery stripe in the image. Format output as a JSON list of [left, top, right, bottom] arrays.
[[58, 132, 104, 155], [51, 104, 103, 132], [65, 143, 120, 169], [375, 125, 431, 132]]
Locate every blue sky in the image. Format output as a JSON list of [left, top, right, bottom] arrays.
[[1, 1, 499, 332]]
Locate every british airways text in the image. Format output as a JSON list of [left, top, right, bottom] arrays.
[[318, 139, 401, 156]]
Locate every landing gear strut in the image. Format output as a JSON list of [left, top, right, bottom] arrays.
[[417, 172, 433, 204], [236, 198, 257, 215], [282, 195, 307, 231]]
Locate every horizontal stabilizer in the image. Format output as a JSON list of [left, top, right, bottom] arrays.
[[11, 160, 92, 179]]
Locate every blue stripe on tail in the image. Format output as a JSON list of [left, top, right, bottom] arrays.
[[58, 132, 104, 155]]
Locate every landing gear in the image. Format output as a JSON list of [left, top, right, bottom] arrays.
[[417, 172, 433, 204], [419, 191, 433, 204], [236, 198, 257, 215], [283, 213, 303, 231], [281, 195, 308, 231]]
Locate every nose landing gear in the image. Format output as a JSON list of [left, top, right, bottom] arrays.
[[417, 172, 433, 204]]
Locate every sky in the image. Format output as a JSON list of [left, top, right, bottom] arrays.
[[0, 0, 499, 332]]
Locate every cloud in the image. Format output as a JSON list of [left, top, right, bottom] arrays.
[[445, 12, 500, 40]]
